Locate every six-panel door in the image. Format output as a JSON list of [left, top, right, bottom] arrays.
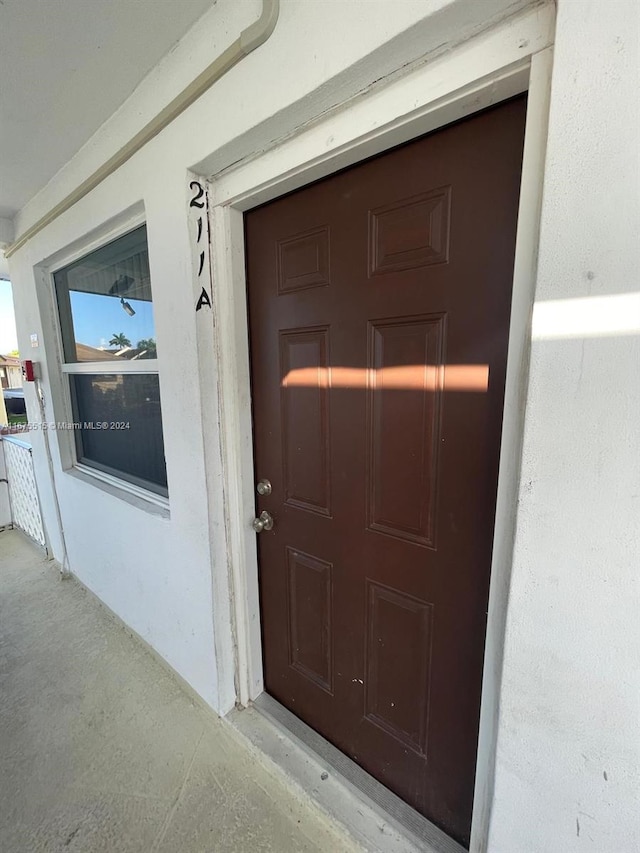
[[245, 96, 526, 847]]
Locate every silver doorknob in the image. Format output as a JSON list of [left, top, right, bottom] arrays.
[[256, 479, 272, 496], [252, 510, 274, 533]]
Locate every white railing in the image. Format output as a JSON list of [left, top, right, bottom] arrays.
[[1, 435, 46, 549]]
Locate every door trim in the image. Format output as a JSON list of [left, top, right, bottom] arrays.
[[206, 6, 554, 851]]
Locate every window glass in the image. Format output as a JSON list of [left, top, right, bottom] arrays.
[[54, 224, 168, 498], [54, 225, 157, 362], [71, 374, 167, 495]]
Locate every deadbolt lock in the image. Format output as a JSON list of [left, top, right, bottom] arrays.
[[256, 479, 272, 496]]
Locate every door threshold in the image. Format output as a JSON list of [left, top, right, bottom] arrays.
[[227, 692, 466, 853]]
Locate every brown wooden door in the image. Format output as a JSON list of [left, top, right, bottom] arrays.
[[245, 97, 526, 848]]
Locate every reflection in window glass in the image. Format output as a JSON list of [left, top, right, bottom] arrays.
[[54, 226, 158, 362], [54, 224, 168, 499], [71, 374, 167, 496]]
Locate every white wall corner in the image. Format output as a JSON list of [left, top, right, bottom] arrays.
[[0, 218, 14, 278], [0, 217, 14, 246]]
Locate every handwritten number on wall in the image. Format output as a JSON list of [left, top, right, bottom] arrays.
[[189, 181, 205, 208], [191, 180, 212, 311]]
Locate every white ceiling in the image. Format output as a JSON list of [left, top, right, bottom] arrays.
[[0, 0, 216, 220]]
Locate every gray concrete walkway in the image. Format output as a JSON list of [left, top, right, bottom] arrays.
[[0, 529, 358, 853]]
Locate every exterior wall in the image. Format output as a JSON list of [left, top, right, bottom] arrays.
[[488, 1, 640, 851], [4, 0, 639, 851], [9, 199, 223, 707]]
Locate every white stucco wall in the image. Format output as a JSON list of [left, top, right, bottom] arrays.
[[4, 0, 639, 850], [488, 1, 640, 851]]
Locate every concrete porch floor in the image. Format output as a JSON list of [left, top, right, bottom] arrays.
[[0, 529, 360, 853]]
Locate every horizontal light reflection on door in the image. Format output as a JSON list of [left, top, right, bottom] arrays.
[[282, 364, 489, 392]]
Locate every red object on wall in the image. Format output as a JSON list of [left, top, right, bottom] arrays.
[[21, 360, 35, 382]]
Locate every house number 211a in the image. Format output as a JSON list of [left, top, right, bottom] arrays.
[[190, 181, 212, 311]]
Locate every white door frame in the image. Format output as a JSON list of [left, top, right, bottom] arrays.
[[206, 5, 554, 850]]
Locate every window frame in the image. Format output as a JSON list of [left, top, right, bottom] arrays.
[[49, 217, 169, 507]]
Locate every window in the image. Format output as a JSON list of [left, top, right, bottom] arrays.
[[54, 225, 168, 497]]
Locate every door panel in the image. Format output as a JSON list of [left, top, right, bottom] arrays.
[[245, 97, 526, 847]]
